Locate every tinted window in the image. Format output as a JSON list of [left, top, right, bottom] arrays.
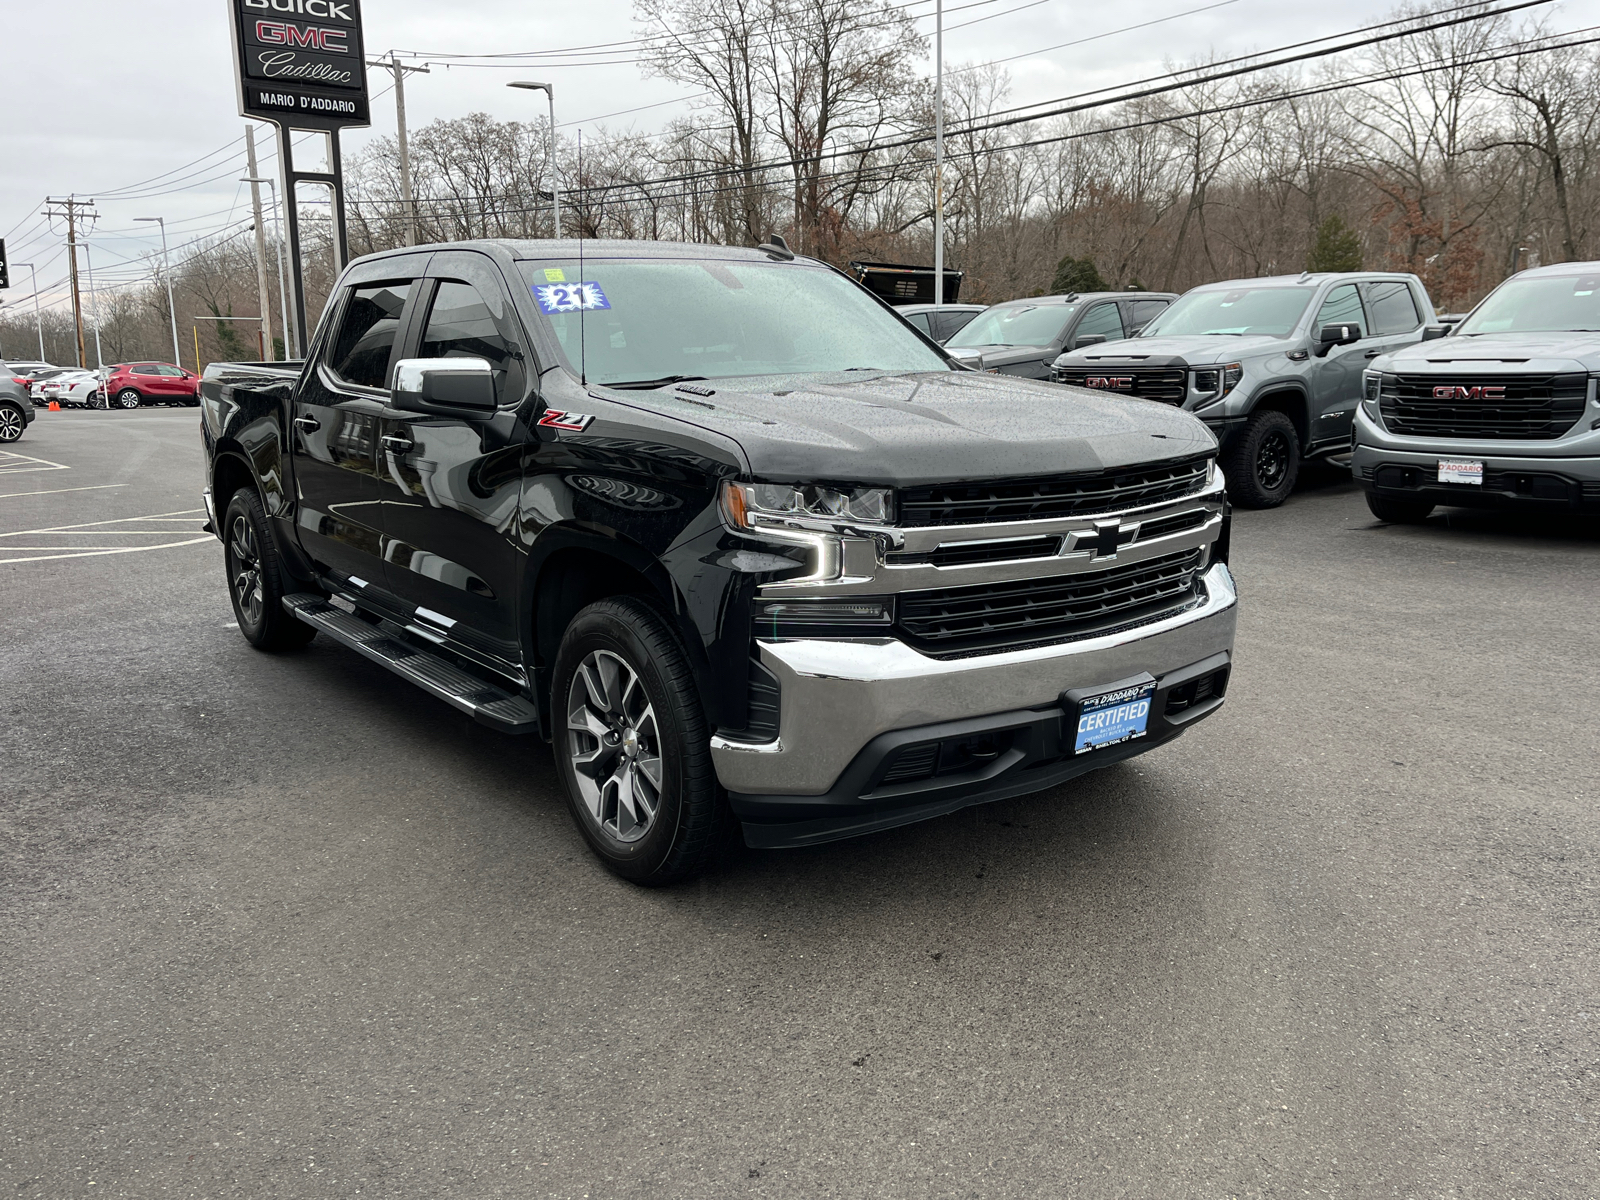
[[1075, 302, 1125, 345], [1128, 299, 1169, 330], [947, 303, 1076, 349], [1364, 281, 1421, 334], [1314, 284, 1365, 332], [903, 312, 932, 334], [133, 364, 160, 375], [328, 282, 412, 389], [1141, 288, 1312, 338], [419, 279, 525, 402], [934, 310, 980, 341]]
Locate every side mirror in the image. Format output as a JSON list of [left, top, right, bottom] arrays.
[[1313, 323, 1361, 357], [1420, 324, 1450, 342], [1072, 333, 1108, 349], [391, 357, 496, 416]]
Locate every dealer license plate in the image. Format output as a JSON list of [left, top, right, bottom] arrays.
[[1072, 680, 1156, 755], [1437, 459, 1483, 485]]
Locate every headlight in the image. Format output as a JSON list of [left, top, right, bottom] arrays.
[[1192, 363, 1243, 397], [1363, 372, 1381, 403], [722, 481, 894, 528]]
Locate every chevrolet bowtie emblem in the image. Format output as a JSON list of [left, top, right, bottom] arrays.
[[1073, 519, 1140, 560]]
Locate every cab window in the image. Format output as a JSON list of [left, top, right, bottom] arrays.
[[1364, 281, 1422, 335], [418, 279, 526, 404], [1074, 302, 1125, 346], [328, 281, 413, 389], [1313, 284, 1365, 333]]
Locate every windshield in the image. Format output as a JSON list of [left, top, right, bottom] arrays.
[[514, 257, 948, 385], [945, 303, 1075, 349], [1454, 272, 1600, 335], [1140, 287, 1312, 338]]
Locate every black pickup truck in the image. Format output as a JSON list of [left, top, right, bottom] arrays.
[[200, 238, 1238, 884]]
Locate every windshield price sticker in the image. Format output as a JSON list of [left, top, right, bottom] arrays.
[[533, 282, 610, 314], [1073, 680, 1155, 754], [1437, 459, 1484, 485]]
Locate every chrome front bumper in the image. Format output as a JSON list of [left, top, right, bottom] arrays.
[[711, 561, 1238, 796]]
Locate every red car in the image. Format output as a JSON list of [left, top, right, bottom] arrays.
[[103, 362, 200, 409]]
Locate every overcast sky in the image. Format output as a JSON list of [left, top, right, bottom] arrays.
[[3, 0, 1594, 317]]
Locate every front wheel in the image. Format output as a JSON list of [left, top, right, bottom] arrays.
[[1364, 490, 1434, 524], [222, 489, 316, 651], [1222, 409, 1301, 509], [115, 388, 141, 410], [552, 597, 729, 886], [0, 402, 25, 442]]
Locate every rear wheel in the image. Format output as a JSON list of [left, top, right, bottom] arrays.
[[115, 388, 141, 409], [1364, 490, 1434, 524], [222, 489, 316, 651], [1222, 409, 1301, 509], [552, 597, 729, 886], [0, 402, 24, 442]]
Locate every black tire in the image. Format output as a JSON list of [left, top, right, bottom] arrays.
[[1364, 490, 1434, 524], [552, 596, 730, 886], [0, 402, 24, 443], [222, 489, 316, 652], [1222, 409, 1301, 509], [115, 388, 141, 409]]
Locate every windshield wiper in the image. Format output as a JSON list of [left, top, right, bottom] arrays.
[[605, 374, 708, 390]]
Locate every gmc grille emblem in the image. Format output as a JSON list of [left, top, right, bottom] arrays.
[[1085, 376, 1134, 390], [1433, 385, 1506, 400]]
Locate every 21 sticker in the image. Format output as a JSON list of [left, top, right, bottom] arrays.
[[532, 281, 610, 314]]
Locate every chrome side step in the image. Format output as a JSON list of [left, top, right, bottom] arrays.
[[282, 593, 540, 735]]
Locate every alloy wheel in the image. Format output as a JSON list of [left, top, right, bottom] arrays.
[[0, 405, 22, 442], [228, 514, 265, 627], [117, 389, 141, 409], [565, 649, 664, 844], [1256, 429, 1291, 491]]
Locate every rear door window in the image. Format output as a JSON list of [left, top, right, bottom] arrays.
[[1314, 284, 1365, 333], [1363, 281, 1422, 335], [328, 282, 413, 389]]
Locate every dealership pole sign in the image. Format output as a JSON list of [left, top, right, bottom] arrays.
[[227, 0, 369, 358], [230, 0, 370, 128]]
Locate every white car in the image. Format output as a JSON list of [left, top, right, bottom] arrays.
[[32, 369, 105, 408]]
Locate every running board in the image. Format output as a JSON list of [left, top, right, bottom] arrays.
[[282, 593, 540, 735]]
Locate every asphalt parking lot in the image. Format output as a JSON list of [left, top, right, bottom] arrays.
[[3, 407, 1598, 1199]]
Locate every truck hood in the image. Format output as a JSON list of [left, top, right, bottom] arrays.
[[599, 370, 1215, 486], [1374, 331, 1600, 373], [1055, 334, 1287, 367]]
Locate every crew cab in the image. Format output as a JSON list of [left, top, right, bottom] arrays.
[[200, 239, 1238, 884], [1052, 273, 1437, 507], [1356, 262, 1600, 521]]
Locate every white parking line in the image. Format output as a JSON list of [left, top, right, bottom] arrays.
[[0, 537, 215, 564], [0, 484, 126, 499], [0, 450, 71, 471], [0, 508, 205, 537]]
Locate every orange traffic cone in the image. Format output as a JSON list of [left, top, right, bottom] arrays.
[[48, 401, 60, 411]]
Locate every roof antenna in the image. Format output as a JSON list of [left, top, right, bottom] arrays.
[[758, 232, 795, 261], [577, 128, 587, 387]]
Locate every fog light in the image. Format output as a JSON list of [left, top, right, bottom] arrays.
[[755, 598, 891, 624]]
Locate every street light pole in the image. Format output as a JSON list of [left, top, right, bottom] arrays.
[[15, 263, 45, 361], [509, 82, 561, 238], [934, 0, 945, 307], [134, 216, 181, 367]]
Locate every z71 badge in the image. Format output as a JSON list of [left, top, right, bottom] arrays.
[[537, 409, 595, 432]]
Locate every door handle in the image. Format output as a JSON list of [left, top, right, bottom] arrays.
[[382, 434, 415, 454], [292, 414, 320, 433], [1363, 349, 1382, 358]]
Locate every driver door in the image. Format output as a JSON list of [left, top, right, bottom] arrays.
[[1308, 283, 1368, 450]]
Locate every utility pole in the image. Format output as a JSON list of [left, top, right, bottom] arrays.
[[933, 0, 945, 307], [370, 54, 430, 246], [133, 217, 181, 366], [81, 243, 105, 367], [15, 263, 45, 361], [243, 127, 275, 356], [44, 197, 97, 369]]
